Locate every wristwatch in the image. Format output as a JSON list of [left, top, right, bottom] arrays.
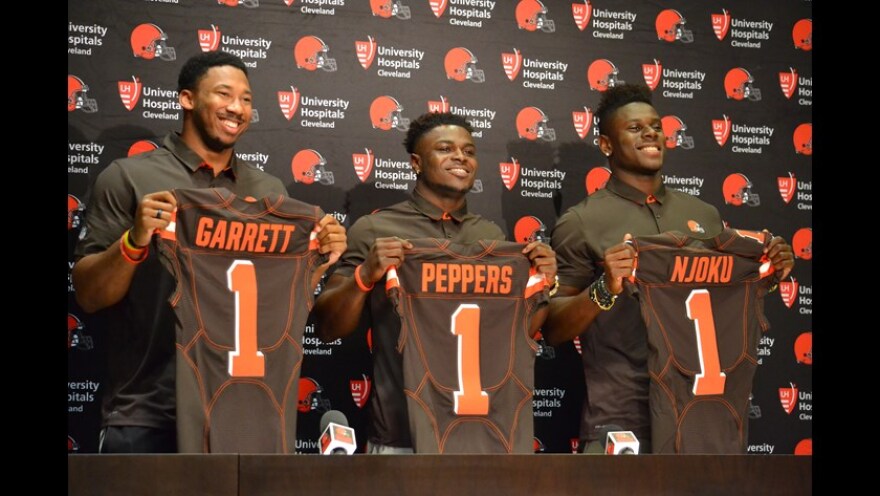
[[589, 274, 617, 311]]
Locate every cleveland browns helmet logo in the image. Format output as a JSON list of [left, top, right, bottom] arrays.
[[514, 216, 547, 243], [661, 115, 694, 149], [516, 0, 555, 33], [68, 195, 85, 231], [655, 9, 693, 43], [68, 75, 98, 113], [516, 107, 556, 141], [130, 23, 176, 61], [792, 19, 812, 51], [792, 228, 812, 260], [722, 173, 760, 207], [370, 0, 411, 20], [294, 36, 337, 72], [793, 123, 812, 156], [794, 332, 812, 365], [291, 149, 334, 185], [585, 167, 610, 195], [444, 47, 485, 83], [724, 68, 761, 101], [369, 96, 410, 131], [128, 139, 158, 157], [587, 59, 625, 92], [298, 377, 332, 413]]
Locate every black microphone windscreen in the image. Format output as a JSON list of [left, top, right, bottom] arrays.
[[320, 410, 349, 434]]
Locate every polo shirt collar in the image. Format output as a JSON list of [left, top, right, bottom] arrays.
[[163, 133, 237, 178], [606, 174, 667, 206], [410, 189, 469, 222]]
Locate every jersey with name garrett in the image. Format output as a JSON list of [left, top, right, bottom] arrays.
[[158, 187, 324, 453]]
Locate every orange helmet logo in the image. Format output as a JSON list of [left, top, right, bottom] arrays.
[[792, 228, 812, 260], [724, 68, 761, 101], [794, 332, 812, 365], [585, 167, 611, 195]]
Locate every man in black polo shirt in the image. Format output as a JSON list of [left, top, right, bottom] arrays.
[[314, 112, 557, 453], [72, 52, 346, 453], [544, 84, 794, 453]]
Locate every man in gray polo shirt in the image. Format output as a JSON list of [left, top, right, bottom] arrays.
[[314, 112, 557, 453], [544, 83, 794, 453], [72, 52, 346, 453]]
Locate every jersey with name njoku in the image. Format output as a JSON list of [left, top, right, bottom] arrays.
[[386, 239, 548, 453], [626, 228, 774, 454], [159, 187, 325, 453]]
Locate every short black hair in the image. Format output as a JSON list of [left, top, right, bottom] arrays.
[[177, 52, 249, 93], [403, 112, 474, 154], [596, 83, 654, 135]]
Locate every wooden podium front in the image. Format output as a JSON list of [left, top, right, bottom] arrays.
[[69, 454, 811, 495]]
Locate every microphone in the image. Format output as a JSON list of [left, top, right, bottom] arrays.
[[319, 410, 357, 455], [605, 427, 640, 455]]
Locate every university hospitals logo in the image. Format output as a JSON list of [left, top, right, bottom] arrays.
[[370, 0, 411, 19], [502, 49, 523, 81], [777, 172, 796, 204], [130, 23, 176, 61], [198, 25, 222, 52], [712, 115, 731, 146], [655, 9, 693, 43], [430, 0, 447, 17], [779, 383, 798, 415], [779, 67, 797, 99], [350, 375, 372, 408], [642, 59, 661, 90], [294, 36, 337, 72], [427, 95, 450, 113], [778, 277, 798, 309], [128, 139, 158, 157], [516, 107, 555, 141], [500, 158, 521, 191], [277, 86, 301, 121], [118, 76, 143, 111], [445, 47, 485, 83], [572, 107, 592, 139], [352, 148, 375, 182], [68, 75, 98, 113], [355, 37, 377, 69], [793, 123, 812, 155], [711, 10, 731, 41], [571, 1, 592, 31], [516, 0, 555, 33]]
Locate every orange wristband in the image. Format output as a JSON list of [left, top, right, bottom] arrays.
[[120, 230, 148, 264], [354, 263, 375, 292]]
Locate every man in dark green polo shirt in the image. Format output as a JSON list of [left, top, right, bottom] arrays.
[[314, 112, 558, 453], [544, 83, 795, 453], [72, 52, 346, 453]]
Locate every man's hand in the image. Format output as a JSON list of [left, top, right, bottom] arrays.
[[361, 237, 414, 286], [131, 191, 177, 246], [315, 214, 347, 266], [766, 234, 795, 280], [522, 241, 557, 283], [602, 233, 636, 295]]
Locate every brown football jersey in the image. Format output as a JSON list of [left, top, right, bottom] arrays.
[[627, 228, 774, 453], [158, 187, 324, 453], [386, 239, 548, 453]]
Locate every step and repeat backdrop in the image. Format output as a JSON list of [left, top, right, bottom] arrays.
[[68, 0, 812, 455]]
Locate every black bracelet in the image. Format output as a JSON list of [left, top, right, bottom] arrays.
[[589, 273, 617, 311]]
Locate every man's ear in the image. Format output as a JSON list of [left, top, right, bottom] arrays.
[[410, 153, 421, 174], [179, 89, 194, 111]]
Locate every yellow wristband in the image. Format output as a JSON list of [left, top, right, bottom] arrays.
[[120, 230, 148, 264]]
